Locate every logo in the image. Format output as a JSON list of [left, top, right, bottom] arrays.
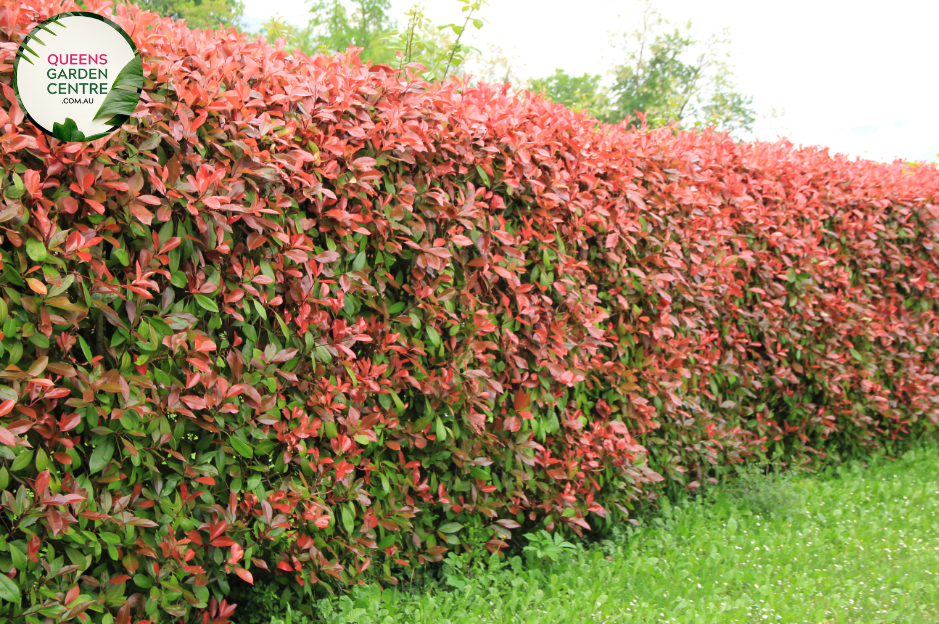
[[13, 12, 143, 142]]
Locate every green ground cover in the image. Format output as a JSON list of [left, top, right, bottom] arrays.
[[255, 445, 939, 624]]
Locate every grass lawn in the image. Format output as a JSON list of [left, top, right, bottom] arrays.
[[282, 446, 939, 624]]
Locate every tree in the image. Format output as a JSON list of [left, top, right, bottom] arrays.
[[135, 0, 245, 30], [529, 1, 756, 134], [528, 69, 609, 117], [258, 0, 491, 82], [605, 2, 755, 132], [296, 0, 398, 63], [381, 0, 488, 82]]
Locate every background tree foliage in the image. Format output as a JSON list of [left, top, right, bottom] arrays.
[[530, 1, 756, 133], [260, 0, 487, 78], [527, 70, 609, 116], [133, 0, 245, 30], [302, 0, 397, 63], [380, 1, 486, 81]]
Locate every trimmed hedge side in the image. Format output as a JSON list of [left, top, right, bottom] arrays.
[[0, 0, 938, 621]]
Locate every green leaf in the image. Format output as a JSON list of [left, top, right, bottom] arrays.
[[439, 522, 463, 533], [88, 435, 116, 474], [194, 294, 218, 313], [315, 345, 332, 363], [426, 326, 441, 348], [8, 543, 26, 570], [469, 466, 490, 481], [24, 238, 46, 263], [390, 390, 405, 413], [149, 316, 173, 337], [341, 504, 355, 535], [15, 49, 35, 66], [230, 437, 254, 458], [132, 574, 153, 589], [353, 435, 370, 445], [275, 311, 291, 339], [351, 251, 367, 272], [93, 55, 142, 123], [51, 117, 85, 142], [414, 415, 432, 431], [476, 165, 490, 186], [0, 573, 20, 603], [11, 450, 33, 472]]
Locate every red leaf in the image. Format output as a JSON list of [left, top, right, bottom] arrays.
[[0, 427, 15, 446], [210, 521, 228, 541], [6, 420, 32, 435], [159, 237, 181, 254], [229, 543, 244, 565], [34, 470, 50, 494], [608, 421, 629, 435], [235, 568, 254, 585], [27, 535, 40, 561], [65, 585, 80, 604], [492, 266, 514, 280], [26, 278, 47, 295], [314, 251, 340, 263], [60, 412, 81, 432], [130, 204, 154, 225], [502, 416, 520, 432]]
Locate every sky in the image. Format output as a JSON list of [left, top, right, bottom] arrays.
[[240, 0, 939, 164]]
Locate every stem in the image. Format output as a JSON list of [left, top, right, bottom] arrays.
[[94, 312, 105, 360], [7, 602, 52, 623], [441, 5, 478, 81]]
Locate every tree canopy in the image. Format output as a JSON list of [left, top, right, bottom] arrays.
[[135, 0, 246, 30], [530, 1, 756, 134]]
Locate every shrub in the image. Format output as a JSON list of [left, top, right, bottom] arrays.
[[0, 0, 937, 621]]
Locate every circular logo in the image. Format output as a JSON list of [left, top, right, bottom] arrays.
[[13, 12, 142, 142]]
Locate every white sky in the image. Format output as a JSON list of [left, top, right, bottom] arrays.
[[241, 0, 939, 164]]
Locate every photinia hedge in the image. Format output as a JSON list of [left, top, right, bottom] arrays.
[[0, 0, 938, 621]]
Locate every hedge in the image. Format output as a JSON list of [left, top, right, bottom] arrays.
[[0, 0, 938, 621]]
